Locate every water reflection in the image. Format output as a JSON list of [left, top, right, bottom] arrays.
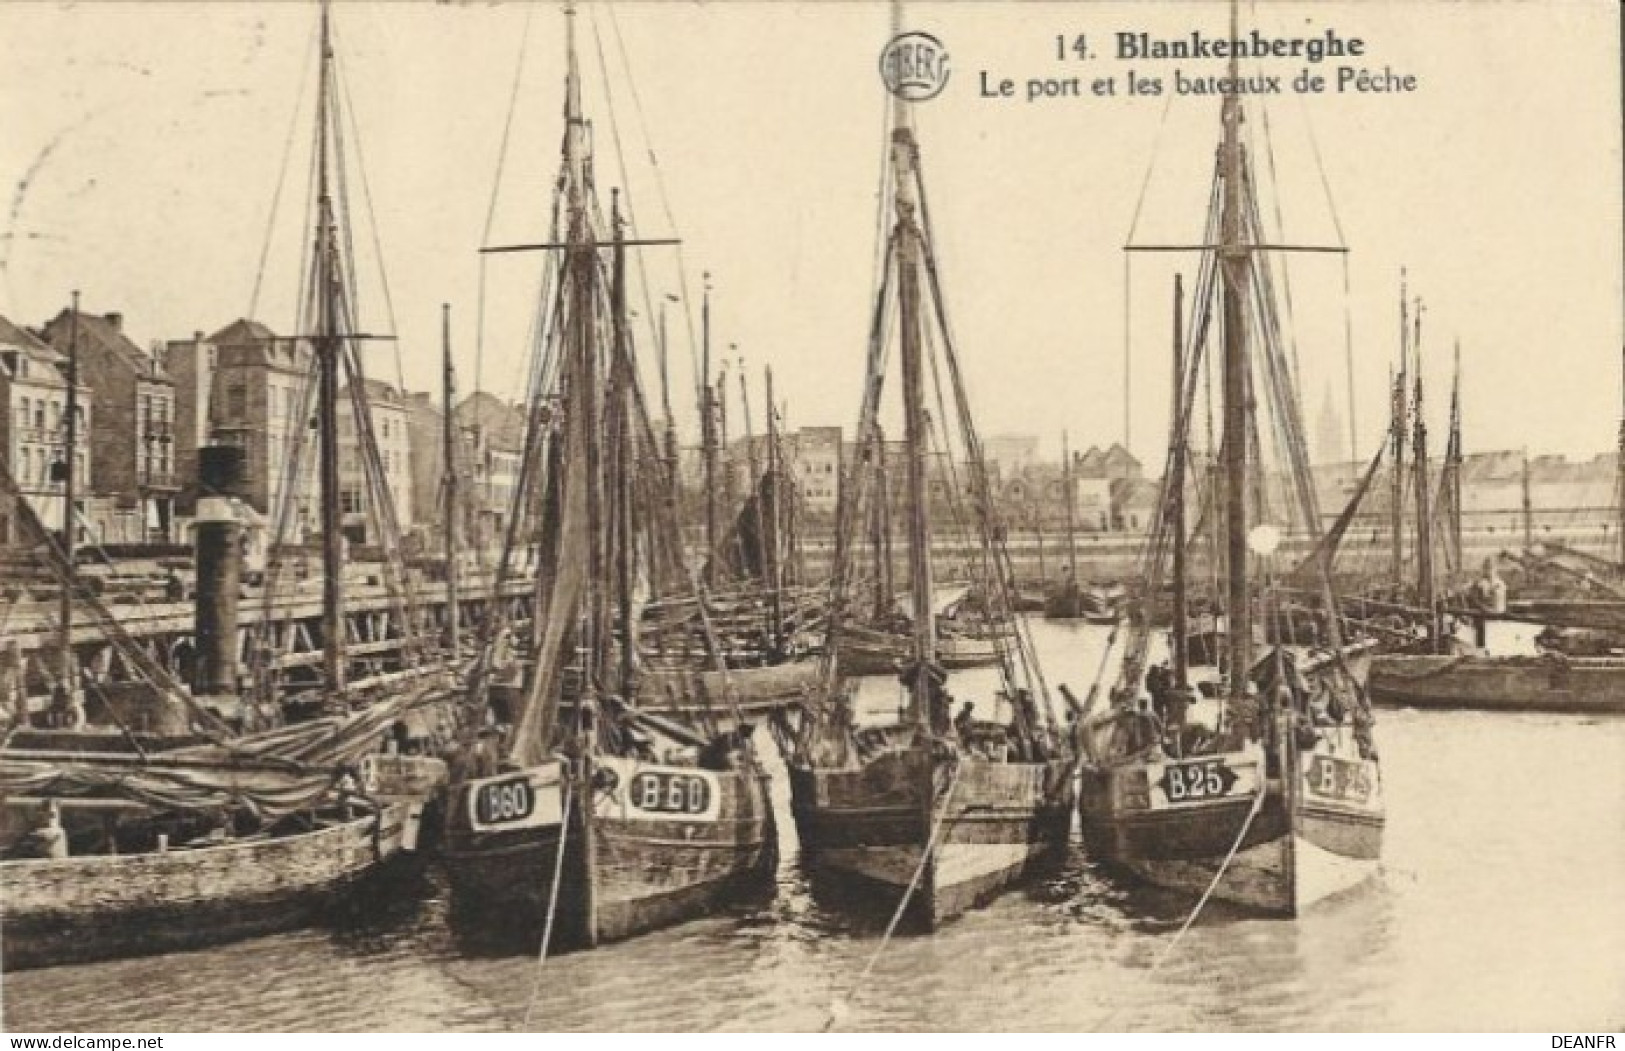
[[4, 623, 1622, 1032]]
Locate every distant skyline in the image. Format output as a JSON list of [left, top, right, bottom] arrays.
[[1, 1, 1619, 465]]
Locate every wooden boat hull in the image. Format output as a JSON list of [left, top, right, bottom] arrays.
[[789, 748, 1073, 929], [635, 659, 821, 721], [0, 804, 405, 971], [836, 627, 1004, 677], [1077, 744, 1382, 916], [1043, 585, 1117, 623], [442, 756, 775, 948], [1368, 653, 1625, 713]]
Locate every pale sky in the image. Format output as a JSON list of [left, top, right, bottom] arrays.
[[1, 1, 1619, 465]]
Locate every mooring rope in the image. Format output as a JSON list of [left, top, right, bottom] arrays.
[[824, 763, 961, 1032], [520, 775, 574, 1032], [1091, 782, 1268, 1032]]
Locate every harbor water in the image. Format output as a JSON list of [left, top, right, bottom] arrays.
[[5, 621, 1622, 1032]]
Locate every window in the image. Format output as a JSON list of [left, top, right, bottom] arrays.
[[227, 384, 248, 419]]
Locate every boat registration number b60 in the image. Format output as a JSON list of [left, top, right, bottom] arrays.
[[1157, 758, 1239, 803], [467, 766, 565, 832], [476, 778, 533, 824], [630, 771, 712, 815]]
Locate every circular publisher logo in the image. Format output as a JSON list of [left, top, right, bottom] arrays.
[[880, 31, 951, 101]]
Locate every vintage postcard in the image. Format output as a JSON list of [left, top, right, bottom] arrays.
[[0, 0, 1620, 1036]]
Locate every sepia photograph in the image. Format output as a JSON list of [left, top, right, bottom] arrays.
[[0, 0, 1620, 1035]]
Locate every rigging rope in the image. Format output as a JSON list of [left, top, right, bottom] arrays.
[[824, 765, 961, 1033], [331, 27, 405, 396], [475, 2, 534, 401], [1090, 780, 1267, 1033], [248, 18, 319, 321], [602, 2, 703, 417], [520, 776, 573, 1032]]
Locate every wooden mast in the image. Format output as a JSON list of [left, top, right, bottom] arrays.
[[764, 365, 786, 645], [1446, 340, 1463, 577], [611, 190, 636, 699], [56, 291, 82, 723], [563, 0, 607, 709], [1617, 343, 1624, 567], [1061, 430, 1077, 581], [442, 303, 461, 664], [700, 274, 718, 578], [659, 293, 680, 520], [891, 70, 936, 725], [1170, 273, 1189, 690], [1391, 271, 1409, 587], [738, 361, 767, 588], [313, 0, 347, 694], [1521, 448, 1533, 552], [1218, 0, 1252, 703], [1412, 303, 1440, 649]]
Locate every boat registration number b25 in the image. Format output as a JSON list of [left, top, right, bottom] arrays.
[[475, 777, 534, 825], [1158, 759, 1238, 803], [629, 771, 712, 816], [1307, 755, 1373, 803]]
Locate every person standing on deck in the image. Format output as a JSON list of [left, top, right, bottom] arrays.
[[29, 801, 68, 859]]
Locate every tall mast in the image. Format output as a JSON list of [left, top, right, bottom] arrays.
[[57, 291, 81, 717], [611, 191, 636, 697], [314, 0, 346, 693], [701, 274, 718, 576], [872, 431, 894, 621], [892, 79, 936, 724], [1521, 448, 1533, 552], [1062, 430, 1077, 578], [1169, 273, 1189, 690], [442, 303, 461, 664], [1446, 340, 1463, 576], [1390, 271, 1408, 587], [765, 366, 785, 638], [738, 361, 766, 581], [563, 0, 607, 699], [1218, 0, 1251, 702], [1412, 303, 1439, 648], [659, 293, 680, 517], [1617, 343, 1625, 567]]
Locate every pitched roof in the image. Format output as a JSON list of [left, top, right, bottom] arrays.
[[0, 315, 69, 386], [455, 390, 527, 448], [42, 308, 170, 384], [1103, 442, 1141, 468], [209, 318, 278, 346]]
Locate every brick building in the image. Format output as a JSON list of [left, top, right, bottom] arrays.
[[40, 309, 176, 542]]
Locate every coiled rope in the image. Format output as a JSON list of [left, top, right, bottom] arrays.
[[824, 763, 961, 1032]]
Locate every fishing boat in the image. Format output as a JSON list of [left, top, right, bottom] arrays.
[[1075, 14, 1384, 917], [787, 30, 1075, 930], [1366, 339, 1625, 712], [441, 6, 773, 950], [1042, 432, 1119, 624], [835, 618, 1004, 677], [0, 3, 448, 970]]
